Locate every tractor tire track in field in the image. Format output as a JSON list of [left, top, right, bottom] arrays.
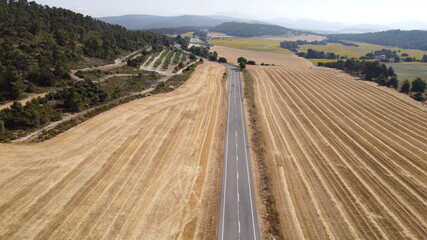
[[249, 65, 427, 240]]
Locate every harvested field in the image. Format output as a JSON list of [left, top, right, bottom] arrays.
[[249, 64, 427, 239], [211, 38, 292, 54], [208, 32, 235, 38], [211, 45, 313, 67], [0, 62, 226, 239], [252, 34, 325, 41]]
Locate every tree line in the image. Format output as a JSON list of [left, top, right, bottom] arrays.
[[297, 49, 340, 59], [318, 59, 426, 101]]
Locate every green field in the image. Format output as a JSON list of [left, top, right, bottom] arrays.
[[211, 38, 292, 54], [181, 32, 194, 37], [385, 63, 427, 82], [308, 59, 341, 65], [311, 59, 427, 82], [299, 42, 427, 60]]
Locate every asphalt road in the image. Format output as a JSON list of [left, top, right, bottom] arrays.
[[218, 65, 260, 240]]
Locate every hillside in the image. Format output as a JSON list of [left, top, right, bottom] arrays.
[[99, 14, 230, 30], [209, 22, 304, 37], [329, 30, 427, 51], [147, 26, 204, 35], [0, 1, 171, 102]]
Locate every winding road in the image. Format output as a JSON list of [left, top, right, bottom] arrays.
[[218, 65, 260, 240]]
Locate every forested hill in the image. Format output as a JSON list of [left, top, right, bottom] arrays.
[[210, 22, 304, 37], [99, 14, 228, 30], [329, 30, 427, 51], [0, 0, 171, 102]]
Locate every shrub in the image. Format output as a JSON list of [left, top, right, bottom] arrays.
[[411, 78, 426, 92], [387, 76, 399, 89], [377, 75, 387, 86], [413, 92, 425, 101], [237, 57, 247, 64], [209, 55, 218, 61], [400, 79, 411, 93], [0, 120, 4, 132], [218, 57, 227, 63]]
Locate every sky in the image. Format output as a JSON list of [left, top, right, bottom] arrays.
[[33, 0, 427, 25]]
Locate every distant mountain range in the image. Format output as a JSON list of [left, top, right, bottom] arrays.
[[266, 18, 392, 34], [329, 30, 427, 51], [210, 22, 305, 37], [266, 18, 427, 34], [99, 14, 427, 34], [99, 14, 261, 30]]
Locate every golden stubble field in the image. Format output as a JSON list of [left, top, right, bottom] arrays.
[[0, 62, 227, 239], [211, 45, 313, 67], [249, 62, 427, 239]]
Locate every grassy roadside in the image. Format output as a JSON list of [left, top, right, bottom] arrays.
[[242, 69, 283, 240]]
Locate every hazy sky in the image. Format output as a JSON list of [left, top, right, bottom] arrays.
[[34, 0, 427, 25]]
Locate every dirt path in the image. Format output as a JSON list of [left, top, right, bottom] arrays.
[[0, 93, 48, 111], [70, 50, 142, 81], [249, 65, 427, 239], [95, 74, 139, 82], [0, 62, 227, 239]]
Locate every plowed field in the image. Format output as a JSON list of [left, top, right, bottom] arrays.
[[250, 65, 427, 239], [0, 62, 226, 239]]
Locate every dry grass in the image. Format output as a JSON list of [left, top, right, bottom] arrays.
[[0, 62, 227, 240], [211, 38, 293, 54], [250, 63, 427, 239], [181, 32, 194, 37], [211, 45, 313, 67], [210, 35, 325, 49], [242, 70, 283, 240], [208, 32, 235, 38], [251, 35, 325, 42]]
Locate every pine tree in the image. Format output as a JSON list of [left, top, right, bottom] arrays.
[[400, 79, 411, 93], [5, 66, 25, 100], [411, 78, 426, 92]]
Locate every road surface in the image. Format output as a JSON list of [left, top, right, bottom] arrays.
[[218, 65, 260, 240]]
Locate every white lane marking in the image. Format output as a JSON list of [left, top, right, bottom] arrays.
[[220, 67, 232, 240], [238, 73, 259, 240], [236, 149, 240, 240], [236, 155, 238, 162]]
